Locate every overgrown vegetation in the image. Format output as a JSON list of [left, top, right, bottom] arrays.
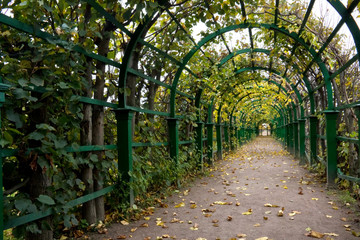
[[1, 0, 360, 239]]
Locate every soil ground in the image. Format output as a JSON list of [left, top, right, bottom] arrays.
[[90, 136, 360, 240]]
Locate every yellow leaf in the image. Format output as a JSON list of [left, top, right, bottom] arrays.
[[255, 237, 269, 240], [174, 202, 185, 208], [130, 228, 137, 232], [120, 220, 129, 225], [242, 209, 253, 215], [253, 223, 261, 227], [283, 185, 288, 189], [190, 204, 197, 209], [306, 230, 325, 238], [312, 198, 319, 201]]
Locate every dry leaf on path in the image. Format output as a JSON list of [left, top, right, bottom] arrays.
[[306, 230, 325, 238]]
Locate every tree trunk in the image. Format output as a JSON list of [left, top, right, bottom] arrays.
[[80, 57, 97, 224], [92, 22, 114, 222], [25, 92, 53, 240]]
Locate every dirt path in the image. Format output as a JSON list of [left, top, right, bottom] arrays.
[[91, 137, 360, 240]]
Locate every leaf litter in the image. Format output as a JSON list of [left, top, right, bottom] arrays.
[[90, 137, 360, 240]]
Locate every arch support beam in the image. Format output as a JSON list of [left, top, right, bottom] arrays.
[[324, 110, 339, 186]]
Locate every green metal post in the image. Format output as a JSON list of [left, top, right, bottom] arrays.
[[309, 115, 318, 165], [298, 119, 306, 164], [206, 123, 214, 163], [195, 122, 204, 171], [224, 124, 229, 152], [0, 83, 10, 240], [216, 124, 223, 160], [230, 124, 235, 150], [167, 118, 180, 185], [115, 108, 134, 205], [354, 104, 360, 177], [293, 108, 299, 157], [324, 110, 339, 186], [293, 121, 299, 157], [168, 118, 179, 163], [235, 126, 239, 146], [288, 123, 293, 152]]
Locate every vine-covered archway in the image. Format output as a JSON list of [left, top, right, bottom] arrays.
[[1, 0, 360, 239]]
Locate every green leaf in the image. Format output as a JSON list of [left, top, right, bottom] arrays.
[[30, 76, 44, 86], [54, 139, 67, 149], [90, 154, 98, 162], [14, 198, 32, 212], [4, 131, 13, 145], [105, 151, 115, 159], [36, 123, 56, 131], [37, 194, 55, 205], [6, 108, 23, 128], [28, 132, 44, 141]]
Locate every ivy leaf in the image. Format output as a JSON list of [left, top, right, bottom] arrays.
[[54, 139, 67, 149], [15, 198, 32, 212], [30, 76, 44, 86], [37, 194, 55, 205], [36, 123, 56, 131], [28, 132, 44, 141]]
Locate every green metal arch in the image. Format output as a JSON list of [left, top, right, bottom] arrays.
[[238, 101, 285, 127], [218, 48, 315, 114], [170, 22, 332, 117], [233, 66, 304, 117], [229, 80, 291, 125]]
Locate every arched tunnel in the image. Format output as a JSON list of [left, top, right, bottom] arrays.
[[1, 0, 360, 239]]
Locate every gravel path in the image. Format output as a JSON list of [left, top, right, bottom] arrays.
[[90, 136, 360, 240]]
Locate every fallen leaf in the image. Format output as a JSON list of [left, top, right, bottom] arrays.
[[170, 218, 180, 223], [130, 227, 137, 232], [174, 202, 185, 208], [117, 236, 127, 239], [162, 234, 170, 238], [277, 209, 284, 217], [236, 202, 240, 206], [227, 216, 233, 221], [344, 224, 351, 228], [341, 217, 347, 221], [237, 233, 247, 238], [144, 237, 151, 240], [144, 217, 151, 221], [254, 223, 261, 227], [306, 230, 325, 238], [324, 233, 339, 237], [120, 220, 129, 225], [298, 187, 304, 195], [265, 211, 271, 214], [263, 216, 268, 220], [212, 219, 219, 223], [326, 215, 332, 218], [140, 223, 149, 227], [312, 198, 319, 201], [255, 237, 269, 240], [190, 204, 197, 209], [352, 231, 360, 237], [242, 209, 253, 215]]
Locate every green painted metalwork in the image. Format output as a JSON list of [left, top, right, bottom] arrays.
[[206, 123, 214, 162], [217, 48, 313, 116], [216, 124, 223, 160], [298, 119, 306, 164], [324, 110, 339, 185], [170, 22, 332, 117], [115, 109, 134, 204], [4, 185, 115, 230], [224, 124, 230, 152], [309, 116, 318, 165]]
